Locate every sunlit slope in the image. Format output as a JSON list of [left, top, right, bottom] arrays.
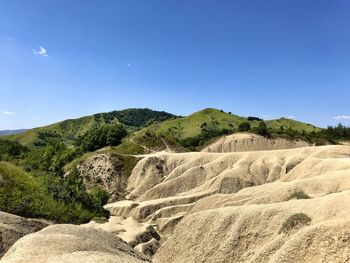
[[115, 108, 321, 154], [3, 108, 176, 147]]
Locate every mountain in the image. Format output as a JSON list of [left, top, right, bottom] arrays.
[[0, 129, 28, 136], [3, 108, 177, 147]]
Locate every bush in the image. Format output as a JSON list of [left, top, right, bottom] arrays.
[[287, 191, 311, 201], [238, 122, 251, 132], [0, 139, 27, 160], [0, 162, 106, 223], [257, 121, 270, 137], [279, 213, 311, 234], [248, 116, 263, 121], [90, 187, 110, 208], [77, 123, 127, 152], [179, 121, 234, 149]]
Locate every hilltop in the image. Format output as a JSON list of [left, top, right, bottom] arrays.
[[2, 108, 177, 147], [113, 108, 321, 154]]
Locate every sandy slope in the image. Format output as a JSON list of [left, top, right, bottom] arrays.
[[202, 133, 310, 152], [103, 144, 350, 262], [154, 192, 350, 263]]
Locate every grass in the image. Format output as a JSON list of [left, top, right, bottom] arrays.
[[3, 108, 177, 147], [4, 115, 97, 147], [0, 161, 99, 223], [116, 108, 323, 153], [287, 191, 311, 201], [4, 107, 324, 152], [266, 118, 320, 133], [279, 213, 312, 234]]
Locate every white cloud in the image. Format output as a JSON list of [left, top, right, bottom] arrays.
[[33, 46, 48, 57], [287, 115, 296, 119], [126, 63, 131, 67], [3, 111, 16, 115], [334, 115, 350, 120]]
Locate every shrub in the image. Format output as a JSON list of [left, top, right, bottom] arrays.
[[0, 162, 105, 223], [238, 122, 251, 132], [248, 116, 263, 121], [279, 213, 311, 234], [77, 123, 127, 152], [257, 121, 270, 137], [287, 191, 311, 201]]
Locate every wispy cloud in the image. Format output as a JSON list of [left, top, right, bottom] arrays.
[[3, 111, 16, 115], [33, 46, 48, 57], [334, 115, 350, 120]]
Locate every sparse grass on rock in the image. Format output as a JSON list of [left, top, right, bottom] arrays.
[[287, 191, 311, 201], [279, 213, 311, 234]]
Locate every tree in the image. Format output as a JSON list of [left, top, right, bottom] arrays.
[[257, 121, 270, 137], [238, 122, 251, 132], [78, 123, 127, 152]]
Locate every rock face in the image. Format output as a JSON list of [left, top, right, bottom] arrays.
[[102, 145, 350, 262], [202, 132, 310, 153], [0, 211, 48, 257], [154, 193, 350, 263], [77, 153, 138, 201], [83, 216, 160, 248], [1, 224, 150, 263]]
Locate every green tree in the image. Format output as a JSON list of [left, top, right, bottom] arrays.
[[78, 123, 127, 152], [257, 121, 270, 137], [238, 122, 251, 132]]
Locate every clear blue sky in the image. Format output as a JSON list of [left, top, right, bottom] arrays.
[[1, 0, 349, 129]]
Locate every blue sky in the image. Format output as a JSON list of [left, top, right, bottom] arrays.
[[0, 0, 349, 129]]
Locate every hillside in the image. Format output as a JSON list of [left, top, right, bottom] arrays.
[[201, 132, 310, 152], [113, 108, 321, 154], [3, 109, 177, 147]]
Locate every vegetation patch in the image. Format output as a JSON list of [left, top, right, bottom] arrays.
[[287, 191, 311, 201], [279, 213, 311, 234], [0, 162, 108, 223]]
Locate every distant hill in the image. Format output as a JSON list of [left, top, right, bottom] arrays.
[[3, 108, 177, 147], [0, 129, 28, 136], [3, 107, 322, 151], [113, 108, 321, 154]]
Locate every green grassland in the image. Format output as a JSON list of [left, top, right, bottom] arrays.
[[3, 108, 177, 147], [114, 108, 322, 153]]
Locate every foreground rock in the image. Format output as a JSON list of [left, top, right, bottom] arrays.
[[0, 211, 48, 257], [101, 145, 350, 262], [1, 224, 150, 263], [83, 216, 160, 248], [154, 192, 350, 263]]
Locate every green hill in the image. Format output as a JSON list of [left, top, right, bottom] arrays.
[[3, 108, 177, 147], [113, 108, 322, 154], [266, 118, 320, 133]]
